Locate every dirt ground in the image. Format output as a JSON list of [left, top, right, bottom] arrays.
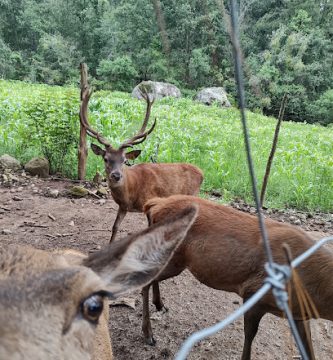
[[0, 173, 332, 360]]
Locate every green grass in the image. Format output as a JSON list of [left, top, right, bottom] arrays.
[[1, 80, 332, 212]]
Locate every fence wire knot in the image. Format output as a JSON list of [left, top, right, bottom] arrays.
[[264, 262, 291, 310]]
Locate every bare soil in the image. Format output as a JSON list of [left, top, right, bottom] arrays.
[[0, 173, 332, 360]]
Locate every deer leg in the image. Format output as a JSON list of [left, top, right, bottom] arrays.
[[241, 304, 265, 360], [152, 281, 167, 312], [110, 208, 127, 243], [142, 284, 156, 345], [295, 319, 315, 360]]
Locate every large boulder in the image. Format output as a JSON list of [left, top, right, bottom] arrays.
[[195, 87, 231, 107], [24, 157, 49, 178], [132, 81, 181, 100], [0, 154, 21, 171]]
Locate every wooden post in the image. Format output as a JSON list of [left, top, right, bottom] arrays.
[[260, 94, 288, 207], [78, 63, 89, 180]]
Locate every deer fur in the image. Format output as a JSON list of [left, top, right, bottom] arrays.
[[91, 143, 203, 243], [92, 144, 203, 242], [142, 195, 333, 360], [0, 206, 198, 360]]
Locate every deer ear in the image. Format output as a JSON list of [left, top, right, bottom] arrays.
[[91, 144, 105, 157], [84, 205, 198, 297], [125, 150, 141, 160]]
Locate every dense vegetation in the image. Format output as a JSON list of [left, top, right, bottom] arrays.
[[0, 0, 332, 124], [1, 80, 332, 212]]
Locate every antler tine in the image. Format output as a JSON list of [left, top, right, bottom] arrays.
[[138, 86, 155, 133], [119, 85, 156, 150], [119, 118, 157, 150], [79, 85, 112, 148]]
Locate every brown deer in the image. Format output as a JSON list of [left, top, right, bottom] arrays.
[[80, 84, 203, 243], [0, 206, 198, 360], [142, 195, 333, 360]]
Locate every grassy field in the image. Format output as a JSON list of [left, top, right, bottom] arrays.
[[0, 80, 332, 212]]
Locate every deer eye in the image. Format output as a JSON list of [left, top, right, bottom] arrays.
[[81, 294, 104, 324]]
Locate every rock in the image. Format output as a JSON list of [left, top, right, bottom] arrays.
[[24, 157, 49, 178], [195, 87, 231, 107], [0, 154, 21, 171], [97, 186, 108, 196], [93, 172, 103, 184], [68, 220, 75, 227], [69, 186, 89, 197], [98, 199, 106, 205], [1, 229, 12, 235], [132, 81, 181, 100], [47, 189, 59, 198], [8, 174, 20, 182]]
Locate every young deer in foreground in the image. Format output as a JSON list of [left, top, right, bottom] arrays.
[[143, 195, 333, 360], [0, 207, 197, 360], [80, 85, 203, 243]]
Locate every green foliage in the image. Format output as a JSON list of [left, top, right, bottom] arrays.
[[188, 49, 211, 87], [0, 80, 79, 175], [0, 80, 332, 212], [0, 0, 332, 124], [32, 34, 80, 85], [307, 90, 333, 125], [97, 57, 138, 91]]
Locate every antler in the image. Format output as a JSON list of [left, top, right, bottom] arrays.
[[79, 64, 112, 148], [119, 86, 156, 150]]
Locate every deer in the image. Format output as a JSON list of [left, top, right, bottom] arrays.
[[142, 194, 333, 360], [0, 206, 198, 360], [79, 84, 203, 243]]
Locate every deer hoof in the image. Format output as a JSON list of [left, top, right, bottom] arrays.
[[145, 336, 156, 346]]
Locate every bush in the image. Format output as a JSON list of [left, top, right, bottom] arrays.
[[307, 89, 333, 125], [97, 56, 138, 91]]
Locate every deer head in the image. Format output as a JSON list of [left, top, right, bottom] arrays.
[[80, 83, 156, 187]]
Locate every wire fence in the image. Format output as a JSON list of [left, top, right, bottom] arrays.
[[174, 1, 333, 359]]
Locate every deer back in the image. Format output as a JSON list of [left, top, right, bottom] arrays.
[[116, 163, 203, 212], [144, 195, 333, 320]]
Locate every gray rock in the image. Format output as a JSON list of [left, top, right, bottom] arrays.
[[195, 87, 231, 107], [1, 229, 12, 235], [0, 154, 21, 171], [132, 81, 181, 100], [25, 157, 49, 178], [47, 189, 59, 198]]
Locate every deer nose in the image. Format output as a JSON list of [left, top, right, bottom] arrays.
[[111, 172, 121, 182]]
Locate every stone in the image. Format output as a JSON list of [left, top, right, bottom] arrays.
[[1, 229, 12, 235], [0, 154, 21, 171], [195, 87, 231, 107], [93, 172, 103, 184], [69, 186, 89, 197], [24, 157, 50, 178], [132, 81, 181, 100], [48, 189, 59, 198], [97, 186, 108, 196]]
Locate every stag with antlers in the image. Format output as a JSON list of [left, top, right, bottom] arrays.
[[79, 70, 203, 243]]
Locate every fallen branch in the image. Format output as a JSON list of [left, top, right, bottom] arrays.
[[48, 213, 56, 221], [86, 228, 110, 232], [21, 222, 48, 228]]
